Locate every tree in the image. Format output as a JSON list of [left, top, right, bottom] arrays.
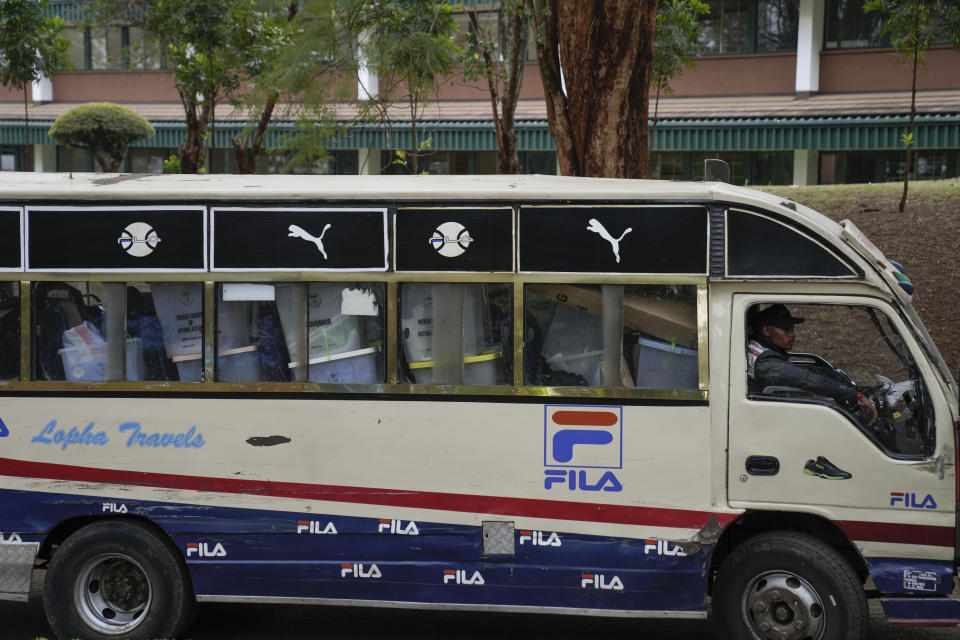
[[463, 1, 530, 174], [48, 102, 155, 172], [864, 0, 960, 211], [360, 0, 463, 174], [0, 0, 70, 171], [88, 0, 269, 173], [229, 1, 299, 174], [531, 1, 659, 178], [650, 0, 708, 159]]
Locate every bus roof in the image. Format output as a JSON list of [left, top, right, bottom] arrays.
[[0, 171, 801, 207]]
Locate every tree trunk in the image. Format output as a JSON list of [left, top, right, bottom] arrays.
[[899, 4, 921, 213], [232, 91, 278, 174], [178, 92, 208, 174], [534, 0, 658, 178], [22, 87, 31, 172], [497, 5, 525, 174], [532, 0, 579, 176]]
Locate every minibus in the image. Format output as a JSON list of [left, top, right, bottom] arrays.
[[0, 172, 955, 640]]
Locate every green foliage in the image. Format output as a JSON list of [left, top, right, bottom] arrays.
[[863, 0, 960, 65], [49, 102, 155, 172], [358, 0, 463, 173], [88, 0, 285, 173], [652, 0, 709, 94], [163, 154, 181, 174], [0, 0, 70, 91]]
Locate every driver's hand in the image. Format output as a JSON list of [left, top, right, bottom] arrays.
[[857, 392, 878, 426]]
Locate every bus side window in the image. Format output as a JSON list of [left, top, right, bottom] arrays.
[[0, 282, 18, 381], [273, 282, 386, 384], [32, 281, 196, 383], [399, 283, 512, 385], [524, 284, 698, 389]]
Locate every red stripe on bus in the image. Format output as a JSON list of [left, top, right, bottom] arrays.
[[0, 457, 732, 530], [551, 410, 618, 426], [835, 520, 954, 549]]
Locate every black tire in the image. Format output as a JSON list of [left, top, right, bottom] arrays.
[[43, 520, 195, 640], [712, 531, 867, 640]]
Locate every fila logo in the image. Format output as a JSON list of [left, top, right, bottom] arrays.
[[890, 492, 937, 509], [297, 520, 338, 535], [0, 532, 23, 544], [102, 503, 128, 513], [518, 530, 561, 547], [186, 542, 226, 558], [644, 539, 687, 557], [341, 563, 381, 579], [544, 469, 623, 492], [378, 519, 419, 535], [581, 573, 624, 591], [443, 569, 485, 585]]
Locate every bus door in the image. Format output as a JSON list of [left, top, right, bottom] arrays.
[[727, 294, 955, 594]]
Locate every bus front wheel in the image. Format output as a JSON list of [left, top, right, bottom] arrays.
[[712, 531, 867, 640], [43, 520, 194, 640]]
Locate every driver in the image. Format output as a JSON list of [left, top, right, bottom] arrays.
[[747, 304, 877, 426]]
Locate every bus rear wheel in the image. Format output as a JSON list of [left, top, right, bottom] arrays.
[[712, 531, 867, 640], [43, 520, 194, 640]]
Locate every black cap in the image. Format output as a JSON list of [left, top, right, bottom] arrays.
[[753, 303, 804, 331]]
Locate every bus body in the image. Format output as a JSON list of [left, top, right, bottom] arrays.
[[0, 173, 956, 639]]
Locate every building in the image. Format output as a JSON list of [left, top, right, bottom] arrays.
[[0, 0, 958, 185]]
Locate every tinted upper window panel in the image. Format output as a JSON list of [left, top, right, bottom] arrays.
[[0, 207, 21, 270], [212, 207, 388, 272], [395, 208, 513, 273], [520, 206, 708, 274], [27, 206, 206, 271], [727, 210, 856, 277]]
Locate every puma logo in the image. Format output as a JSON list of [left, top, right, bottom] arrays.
[[586, 218, 632, 263], [288, 224, 332, 259]]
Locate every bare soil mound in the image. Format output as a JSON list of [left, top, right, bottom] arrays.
[[765, 179, 960, 377]]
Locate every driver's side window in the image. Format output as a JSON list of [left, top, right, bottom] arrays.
[[746, 303, 933, 458]]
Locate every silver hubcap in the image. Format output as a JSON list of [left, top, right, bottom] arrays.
[[741, 571, 825, 640], [74, 553, 152, 635]]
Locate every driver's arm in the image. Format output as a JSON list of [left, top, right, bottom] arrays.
[[756, 357, 878, 426]]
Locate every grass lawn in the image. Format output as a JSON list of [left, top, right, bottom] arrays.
[[761, 178, 960, 376]]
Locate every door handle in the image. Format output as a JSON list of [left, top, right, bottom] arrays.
[[745, 455, 780, 476]]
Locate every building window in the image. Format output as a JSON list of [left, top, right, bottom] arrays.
[[756, 0, 798, 52], [700, 0, 750, 54], [824, 0, 885, 49], [700, 0, 797, 54], [650, 152, 686, 181]]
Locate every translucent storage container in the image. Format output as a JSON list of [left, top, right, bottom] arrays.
[[276, 283, 365, 363], [408, 349, 503, 385], [59, 338, 145, 382], [544, 350, 604, 387], [540, 304, 604, 362], [172, 346, 263, 383], [296, 346, 380, 384], [634, 336, 698, 389]]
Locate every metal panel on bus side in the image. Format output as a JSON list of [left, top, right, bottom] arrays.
[[0, 395, 730, 614]]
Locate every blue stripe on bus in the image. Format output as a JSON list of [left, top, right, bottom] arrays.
[[1, 488, 709, 612]]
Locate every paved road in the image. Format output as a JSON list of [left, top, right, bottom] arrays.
[[3, 573, 958, 640]]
